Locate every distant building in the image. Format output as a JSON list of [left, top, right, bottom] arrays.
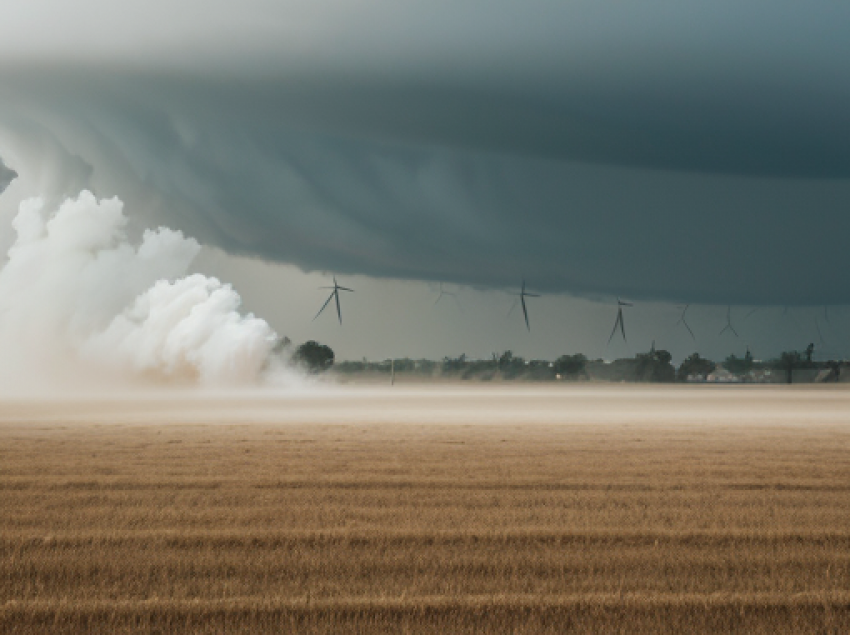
[[706, 367, 740, 383]]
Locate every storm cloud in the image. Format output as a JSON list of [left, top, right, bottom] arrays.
[[1, 1, 849, 305], [0, 160, 15, 192]]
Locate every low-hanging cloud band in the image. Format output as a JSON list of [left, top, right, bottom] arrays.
[[1, 1, 849, 306]]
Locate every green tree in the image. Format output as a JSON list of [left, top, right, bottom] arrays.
[[724, 348, 754, 378], [804, 343, 815, 364], [553, 353, 588, 380], [293, 340, 335, 374], [442, 354, 468, 375], [677, 353, 716, 381], [498, 350, 526, 379], [635, 347, 675, 382], [774, 350, 802, 384]]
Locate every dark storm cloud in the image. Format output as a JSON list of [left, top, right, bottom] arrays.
[[0, 160, 15, 191], [1, 1, 849, 304]]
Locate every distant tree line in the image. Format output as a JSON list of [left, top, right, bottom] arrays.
[[275, 337, 846, 384]]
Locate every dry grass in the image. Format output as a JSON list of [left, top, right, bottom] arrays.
[[3, 389, 850, 632]]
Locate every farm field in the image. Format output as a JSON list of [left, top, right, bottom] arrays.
[[2, 385, 850, 633]]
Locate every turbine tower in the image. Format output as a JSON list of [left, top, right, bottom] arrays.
[[510, 279, 540, 331], [608, 298, 632, 344], [313, 276, 354, 325], [719, 305, 738, 337]]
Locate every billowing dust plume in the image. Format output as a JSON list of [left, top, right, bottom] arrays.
[[0, 191, 285, 393]]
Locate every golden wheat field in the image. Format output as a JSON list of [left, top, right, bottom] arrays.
[[2, 385, 850, 633]]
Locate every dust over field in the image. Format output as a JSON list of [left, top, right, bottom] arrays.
[[3, 385, 850, 633]]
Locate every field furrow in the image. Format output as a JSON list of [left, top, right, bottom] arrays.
[[3, 393, 850, 633]]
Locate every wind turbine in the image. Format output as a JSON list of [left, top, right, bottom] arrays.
[[675, 304, 696, 340], [815, 318, 826, 347], [433, 282, 460, 309], [313, 276, 354, 325], [510, 279, 540, 331], [719, 305, 738, 337], [608, 298, 632, 344]]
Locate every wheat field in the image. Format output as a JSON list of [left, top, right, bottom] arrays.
[[2, 386, 850, 633]]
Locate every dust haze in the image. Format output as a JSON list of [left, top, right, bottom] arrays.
[[0, 191, 304, 395], [2, 384, 847, 427]]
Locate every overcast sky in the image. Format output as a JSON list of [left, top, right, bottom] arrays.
[[1, 1, 849, 361]]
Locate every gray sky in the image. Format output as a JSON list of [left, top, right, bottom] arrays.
[[1, 1, 849, 361]]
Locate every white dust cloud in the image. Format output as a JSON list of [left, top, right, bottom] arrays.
[[0, 191, 285, 392]]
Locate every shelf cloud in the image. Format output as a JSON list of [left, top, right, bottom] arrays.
[[1, 1, 849, 306]]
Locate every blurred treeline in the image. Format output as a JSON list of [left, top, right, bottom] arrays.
[[327, 347, 848, 384]]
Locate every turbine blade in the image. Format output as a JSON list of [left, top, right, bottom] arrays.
[[608, 313, 620, 344], [434, 293, 443, 306], [312, 292, 334, 322], [730, 325, 739, 337], [815, 320, 826, 346], [507, 299, 519, 317], [619, 310, 627, 342], [683, 319, 696, 340], [521, 296, 530, 331], [335, 289, 342, 324], [524, 293, 541, 298], [338, 286, 354, 292]]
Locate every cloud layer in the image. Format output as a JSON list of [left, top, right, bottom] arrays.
[[1, 2, 849, 306], [0, 160, 14, 191]]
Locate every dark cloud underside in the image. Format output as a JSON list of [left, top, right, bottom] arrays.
[[1, 2, 849, 305], [0, 158, 15, 188]]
